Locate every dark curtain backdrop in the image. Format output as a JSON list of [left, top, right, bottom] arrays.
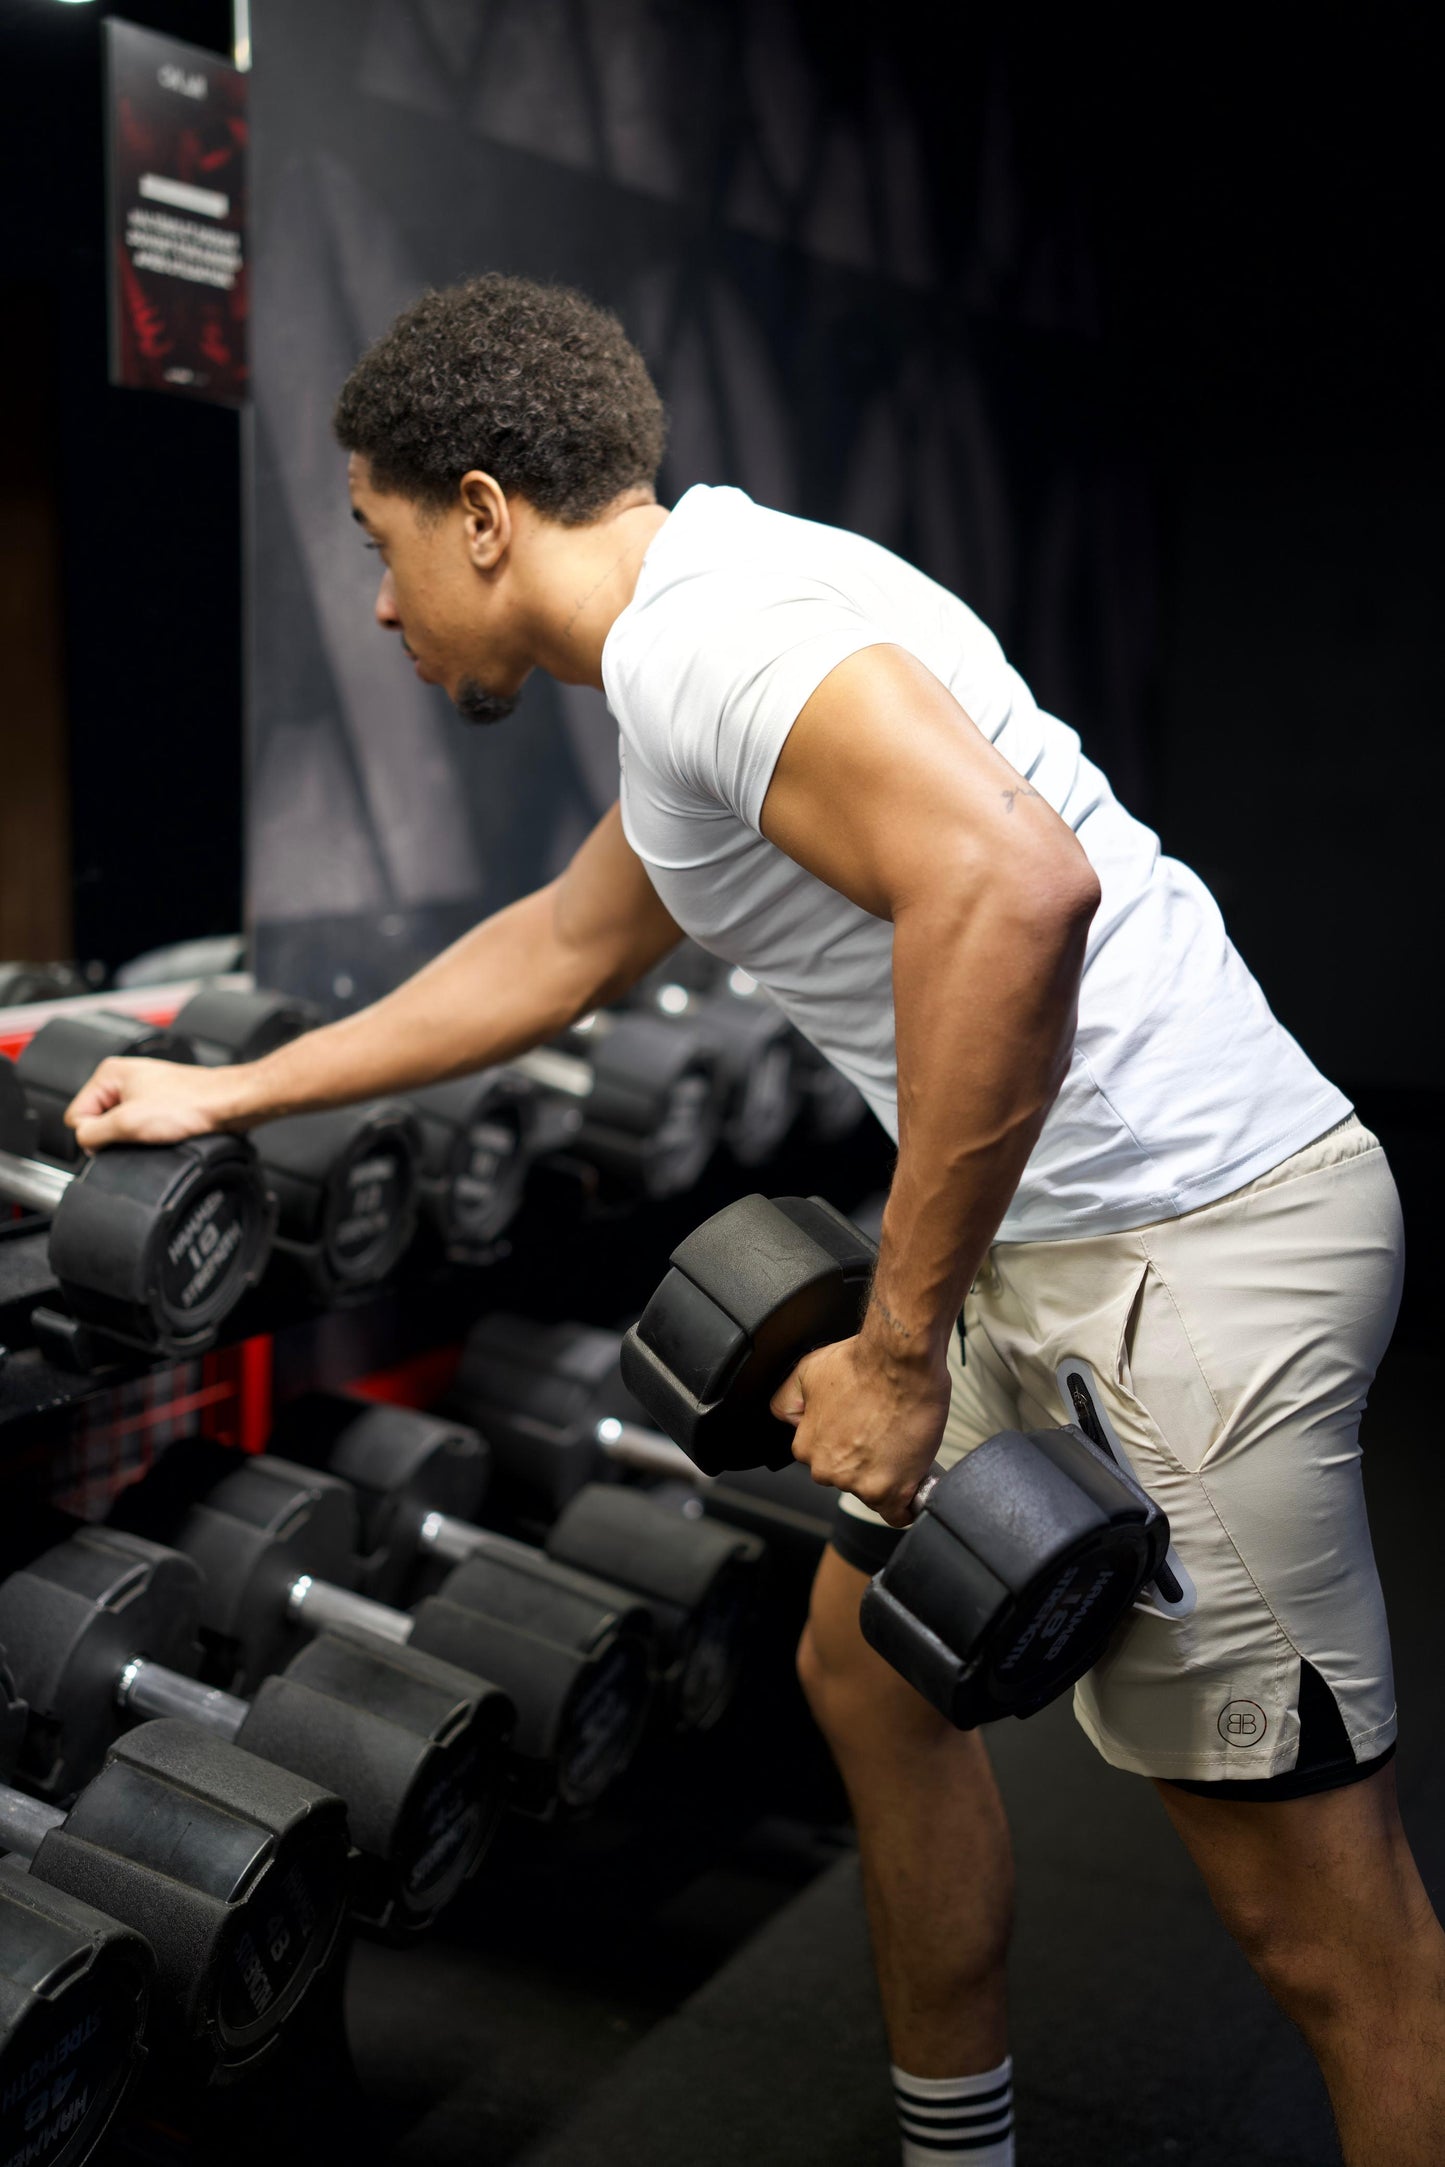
[[247, 0, 1155, 1008]]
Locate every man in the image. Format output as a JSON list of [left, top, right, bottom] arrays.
[[70, 277, 1443, 2165]]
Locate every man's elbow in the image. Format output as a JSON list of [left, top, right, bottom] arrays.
[[1006, 836, 1101, 949]]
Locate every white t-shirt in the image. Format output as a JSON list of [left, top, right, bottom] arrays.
[[603, 485, 1349, 1241]]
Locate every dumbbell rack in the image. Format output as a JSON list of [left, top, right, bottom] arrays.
[[0, 978, 892, 2167]]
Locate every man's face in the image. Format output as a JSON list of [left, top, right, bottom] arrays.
[[347, 453, 526, 724]]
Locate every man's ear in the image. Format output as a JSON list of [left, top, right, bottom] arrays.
[[459, 470, 511, 571]]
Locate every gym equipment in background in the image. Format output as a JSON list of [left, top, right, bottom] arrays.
[[0, 1528, 513, 1939], [269, 1392, 762, 1737], [0, 1056, 273, 1363], [113, 1452, 656, 1820]]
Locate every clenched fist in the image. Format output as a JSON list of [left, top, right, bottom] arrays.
[[769, 1334, 951, 1528]]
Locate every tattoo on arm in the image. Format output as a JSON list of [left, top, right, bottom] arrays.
[[868, 1294, 916, 1341], [1001, 786, 1040, 814]]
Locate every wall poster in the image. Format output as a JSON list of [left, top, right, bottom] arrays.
[[105, 18, 248, 405]]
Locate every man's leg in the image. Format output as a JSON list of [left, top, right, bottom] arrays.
[[798, 1545, 1014, 2074], [1156, 1763, 1445, 2167]]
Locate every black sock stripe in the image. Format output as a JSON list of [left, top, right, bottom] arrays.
[[898, 2122, 1015, 2154], [899, 2102, 1013, 2131], [894, 2077, 1012, 2111]]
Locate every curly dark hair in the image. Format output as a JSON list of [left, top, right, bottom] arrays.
[[332, 275, 666, 523]]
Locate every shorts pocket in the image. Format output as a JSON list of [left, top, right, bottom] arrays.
[[1115, 1258, 1225, 1477]]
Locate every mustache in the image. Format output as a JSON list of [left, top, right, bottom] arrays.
[[452, 674, 518, 728]]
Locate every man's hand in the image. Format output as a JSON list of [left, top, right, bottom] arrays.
[[65, 1058, 249, 1152], [769, 1336, 952, 1528]]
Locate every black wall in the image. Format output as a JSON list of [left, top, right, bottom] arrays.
[[0, 0, 243, 971]]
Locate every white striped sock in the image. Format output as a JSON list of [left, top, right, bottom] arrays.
[[891, 2057, 1015, 2166]]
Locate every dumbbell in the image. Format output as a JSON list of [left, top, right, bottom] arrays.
[[0, 962, 89, 1010], [14, 1013, 196, 1167], [513, 1008, 725, 1199], [0, 1056, 273, 1360], [629, 941, 866, 1147], [171, 985, 323, 1067], [0, 1713, 346, 2077], [9, 1019, 421, 1312], [173, 983, 539, 1263], [621, 1193, 1174, 1729], [0, 1528, 513, 1939], [114, 1451, 655, 1819], [449, 1312, 840, 1562], [246, 1103, 423, 1303], [0, 1859, 153, 2167], [630, 965, 805, 1167], [268, 1392, 763, 1736], [1, 1639, 154, 2167]]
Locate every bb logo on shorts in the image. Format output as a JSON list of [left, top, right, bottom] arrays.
[[1218, 1699, 1268, 1747]]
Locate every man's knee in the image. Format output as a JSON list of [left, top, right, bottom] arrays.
[[797, 1548, 955, 1751]]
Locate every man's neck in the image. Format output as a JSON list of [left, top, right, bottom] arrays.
[[530, 495, 670, 690]]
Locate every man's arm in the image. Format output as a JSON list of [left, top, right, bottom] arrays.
[[759, 643, 1100, 1525], [67, 804, 682, 1149]]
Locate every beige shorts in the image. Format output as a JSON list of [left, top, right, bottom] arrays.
[[838, 1116, 1404, 1783]]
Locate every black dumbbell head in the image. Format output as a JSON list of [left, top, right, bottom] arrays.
[[16, 1014, 196, 1167], [694, 990, 804, 1165], [47, 1137, 276, 1358], [408, 1069, 538, 1257], [0, 1861, 153, 2167], [448, 1315, 632, 1510], [621, 1194, 876, 1475], [266, 1394, 491, 1606], [171, 986, 323, 1068], [250, 1102, 421, 1299], [0, 1530, 204, 1799], [30, 1719, 347, 2076], [569, 1012, 724, 1198], [236, 1631, 513, 1938], [860, 1427, 1166, 1727], [168, 1456, 362, 1693], [409, 1583, 652, 1817], [546, 1485, 762, 1733]]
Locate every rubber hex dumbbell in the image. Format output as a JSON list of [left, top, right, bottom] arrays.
[[512, 1009, 726, 1199], [175, 983, 541, 1260], [171, 985, 324, 1067], [15, 1013, 197, 1167], [0, 1529, 513, 1939], [246, 1102, 423, 1303], [8, 1006, 423, 1311], [0, 1863, 153, 2167], [404, 1070, 543, 1261], [621, 1193, 1174, 1729], [0, 1643, 154, 2167], [450, 1312, 841, 1563], [116, 1452, 655, 1820], [0, 1716, 346, 2078], [0, 962, 89, 1010], [630, 965, 805, 1167], [0, 1057, 274, 1362], [268, 1392, 763, 1736]]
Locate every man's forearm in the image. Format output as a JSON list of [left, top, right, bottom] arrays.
[[861, 880, 1095, 1374], [222, 883, 597, 1125]]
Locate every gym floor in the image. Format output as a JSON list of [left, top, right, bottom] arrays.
[[319, 1344, 1441, 2167]]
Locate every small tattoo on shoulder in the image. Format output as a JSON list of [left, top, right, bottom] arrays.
[[1001, 786, 1040, 813]]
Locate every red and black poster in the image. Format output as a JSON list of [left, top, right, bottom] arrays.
[[105, 20, 248, 406]]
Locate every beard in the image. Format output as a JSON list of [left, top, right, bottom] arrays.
[[452, 674, 519, 728]]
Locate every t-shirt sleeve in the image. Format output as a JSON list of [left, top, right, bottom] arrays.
[[610, 581, 892, 833]]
